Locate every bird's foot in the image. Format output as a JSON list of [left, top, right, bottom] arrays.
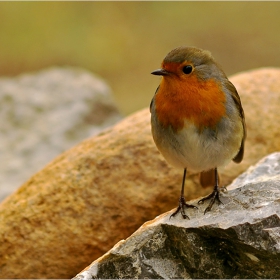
[[198, 186, 224, 214], [170, 196, 198, 219]]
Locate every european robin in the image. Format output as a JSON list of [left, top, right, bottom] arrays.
[[150, 46, 246, 219]]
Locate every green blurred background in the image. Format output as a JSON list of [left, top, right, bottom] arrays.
[[1, 1, 280, 115]]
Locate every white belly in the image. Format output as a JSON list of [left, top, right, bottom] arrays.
[[151, 117, 243, 172]]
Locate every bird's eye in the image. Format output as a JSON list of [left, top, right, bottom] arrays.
[[182, 65, 193, 74]]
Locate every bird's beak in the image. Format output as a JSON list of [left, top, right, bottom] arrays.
[[151, 68, 170, 76]]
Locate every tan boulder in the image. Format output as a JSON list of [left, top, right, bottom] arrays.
[[0, 68, 280, 278]]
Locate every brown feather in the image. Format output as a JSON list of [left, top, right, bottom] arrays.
[[226, 81, 246, 163], [199, 169, 220, 188]]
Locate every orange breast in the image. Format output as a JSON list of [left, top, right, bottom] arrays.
[[155, 75, 226, 132]]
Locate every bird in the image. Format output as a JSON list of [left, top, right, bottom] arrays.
[[150, 46, 246, 219]]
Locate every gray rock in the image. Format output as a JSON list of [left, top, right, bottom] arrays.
[[0, 67, 122, 201], [74, 152, 280, 279]]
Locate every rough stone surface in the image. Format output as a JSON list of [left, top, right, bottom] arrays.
[[0, 67, 122, 201], [0, 68, 280, 278], [75, 152, 280, 279]]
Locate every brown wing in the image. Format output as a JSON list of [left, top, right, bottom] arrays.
[[200, 82, 246, 188], [227, 81, 246, 163]]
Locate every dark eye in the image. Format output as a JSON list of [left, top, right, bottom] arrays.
[[182, 65, 193, 74]]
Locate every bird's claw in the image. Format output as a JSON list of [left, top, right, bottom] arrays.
[[198, 186, 223, 214], [170, 196, 198, 220], [220, 185, 228, 193]]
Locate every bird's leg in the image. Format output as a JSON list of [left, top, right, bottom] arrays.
[[170, 168, 197, 219], [198, 168, 223, 214]]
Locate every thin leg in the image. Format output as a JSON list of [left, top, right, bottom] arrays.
[[170, 168, 197, 219], [198, 168, 223, 214]]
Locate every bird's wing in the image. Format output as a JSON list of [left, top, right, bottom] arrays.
[[226, 81, 247, 163], [150, 86, 160, 113]]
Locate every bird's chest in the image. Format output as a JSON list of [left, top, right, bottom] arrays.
[[154, 78, 226, 132]]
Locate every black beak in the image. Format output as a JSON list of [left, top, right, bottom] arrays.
[[151, 68, 170, 76]]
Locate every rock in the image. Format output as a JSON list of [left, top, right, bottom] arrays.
[[0, 108, 209, 279], [0, 68, 279, 278], [74, 152, 280, 279], [0, 67, 122, 201]]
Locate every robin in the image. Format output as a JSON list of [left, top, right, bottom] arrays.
[[150, 46, 246, 219]]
